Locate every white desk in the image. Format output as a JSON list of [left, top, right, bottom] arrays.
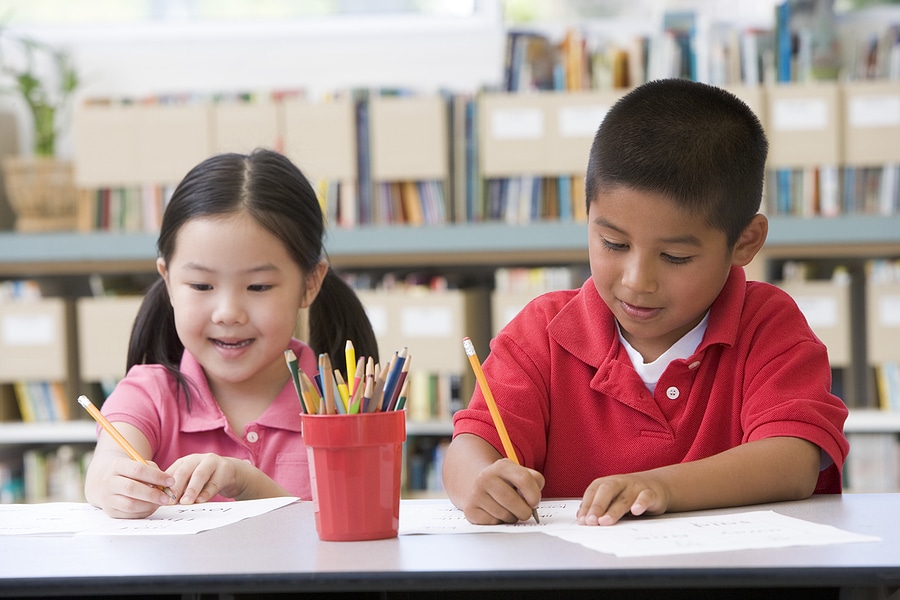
[[0, 493, 897, 599]]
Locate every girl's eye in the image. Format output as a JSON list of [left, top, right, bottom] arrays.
[[248, 284, 273, 292], [189, 283, 212, 291], [601, 238, 627, 252]]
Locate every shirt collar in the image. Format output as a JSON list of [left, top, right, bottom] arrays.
[[548, 266, 746, 367]]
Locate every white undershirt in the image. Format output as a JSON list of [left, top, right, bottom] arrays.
[[618, 311, 710, 395]]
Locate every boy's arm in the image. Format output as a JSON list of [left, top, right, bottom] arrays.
[[579, 436, 821, 526], [443, 433, 544, 525]]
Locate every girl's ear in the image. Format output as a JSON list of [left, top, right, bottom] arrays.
[[300, 260, 329, 308], [731, 214, 768, 267], [156, 257, 174, 306]]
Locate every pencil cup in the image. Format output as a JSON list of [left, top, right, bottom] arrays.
[[301, 410, 406, 541]]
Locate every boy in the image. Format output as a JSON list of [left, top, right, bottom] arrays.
[[442, 79, 849, 527]]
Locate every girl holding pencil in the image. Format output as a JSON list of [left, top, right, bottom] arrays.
[[84, 149, 378, 519]]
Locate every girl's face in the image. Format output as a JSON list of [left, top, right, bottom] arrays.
[[588, 187, 739, 363], [158, 212, 321, 399]]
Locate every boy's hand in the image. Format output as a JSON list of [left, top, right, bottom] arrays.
[[461, 458, 544, 525], [578, 472, 671, 526]]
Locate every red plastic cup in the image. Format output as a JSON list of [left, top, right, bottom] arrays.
[[301, 410, 406, 541]]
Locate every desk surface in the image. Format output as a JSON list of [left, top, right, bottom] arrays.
[[0, 493, 897, 598]]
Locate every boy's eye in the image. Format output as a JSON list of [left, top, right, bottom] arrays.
[[662, 254, 692, 265]]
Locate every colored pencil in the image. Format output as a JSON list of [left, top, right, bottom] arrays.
[[345, 340, 357, 395], [462, 337, 539, 525], [77, 395, 177, 501], [284, 350, 307, 414]]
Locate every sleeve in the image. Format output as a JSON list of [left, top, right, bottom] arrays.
[[99, 365, 172, 453], [451, 300, 555, 471], [739, 286, 850, 492]]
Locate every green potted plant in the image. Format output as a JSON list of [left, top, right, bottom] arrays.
[[0, 22, 80, 231]]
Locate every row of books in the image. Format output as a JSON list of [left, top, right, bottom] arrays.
[[507, 5, 898, 92], [12, 382, 70, 423], [0, 445, 91, 504], [765, 165, 900, 217], [404, 436, 449, 496], [870, 259, 900, 412], [844, 432, 900, 493]]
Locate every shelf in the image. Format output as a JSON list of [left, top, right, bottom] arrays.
[[1, 214, 898, 276], [0, 421, 97, 444], [844, 410, 900, 434]]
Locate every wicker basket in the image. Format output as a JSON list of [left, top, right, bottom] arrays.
[[2, 156, 77, 232]]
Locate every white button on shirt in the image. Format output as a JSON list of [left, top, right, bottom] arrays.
[[246, 431, 259, 443], [666, 386, 680, 400]]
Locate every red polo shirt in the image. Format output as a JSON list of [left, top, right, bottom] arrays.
[[453, 267, 849, 497]]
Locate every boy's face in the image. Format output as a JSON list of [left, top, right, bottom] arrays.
[[588, 186, 736, 363]]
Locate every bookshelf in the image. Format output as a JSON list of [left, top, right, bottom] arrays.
[[2, 215, 899, 274], [3, 2, 900, 498]]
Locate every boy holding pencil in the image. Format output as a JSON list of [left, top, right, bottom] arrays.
[[443, 79, 849, 526]]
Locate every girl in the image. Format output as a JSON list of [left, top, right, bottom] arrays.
[[84, 149, 379, 519]]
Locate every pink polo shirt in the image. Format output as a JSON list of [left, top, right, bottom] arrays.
[[453, 267, 850, 497], [100, 338, 317, 501]]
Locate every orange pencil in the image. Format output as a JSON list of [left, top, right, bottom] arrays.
[[462, 338, 540, 525], [77, 395, 177, 501]]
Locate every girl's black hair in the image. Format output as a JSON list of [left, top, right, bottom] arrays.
[[127, 149, 379, 405]]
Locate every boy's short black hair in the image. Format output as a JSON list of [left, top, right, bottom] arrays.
[[585, 78, 768, 247]]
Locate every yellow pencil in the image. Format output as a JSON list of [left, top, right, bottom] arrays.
[[345, 340, 356, 395], [462, 338, 540, 525], [77, 395, 177, 501], [334, 369, 350, 412]]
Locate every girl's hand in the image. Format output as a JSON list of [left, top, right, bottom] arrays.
[[577, 473, 670, 526], [166, 453, 253, 504], [460, 458, 544, 525], [91, 456, 177, 519]]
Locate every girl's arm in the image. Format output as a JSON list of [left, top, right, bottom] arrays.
[[84, 422, 176, 519]]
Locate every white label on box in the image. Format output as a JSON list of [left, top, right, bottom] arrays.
[[1, 313, 56, 346], [849, 95, 900, 128], [558, 105, 608, 138], [878, 295, 900, 327], [401, 307, 453, 337], [364, 306, 388, 337], [795, 296, 838, 328], [772, 98, 828, 131], [490, 108, 544, 140]]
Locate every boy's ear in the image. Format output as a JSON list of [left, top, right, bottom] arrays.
[[731, 214, 768, 267], [300, 260, 329, 308]]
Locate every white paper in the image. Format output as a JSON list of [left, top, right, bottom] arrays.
[[0, 497, 298, 536], [399, 500, 880, 557], [849, 95, 900, 128], [1, 313, 56, 346], [557, 105, 608, 137], [400, 306, 453, 337], [490, 108, 544, 140], [879, 295, 900, 327], [795, 295, 839, 328], [772, 98, 828, 131]]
